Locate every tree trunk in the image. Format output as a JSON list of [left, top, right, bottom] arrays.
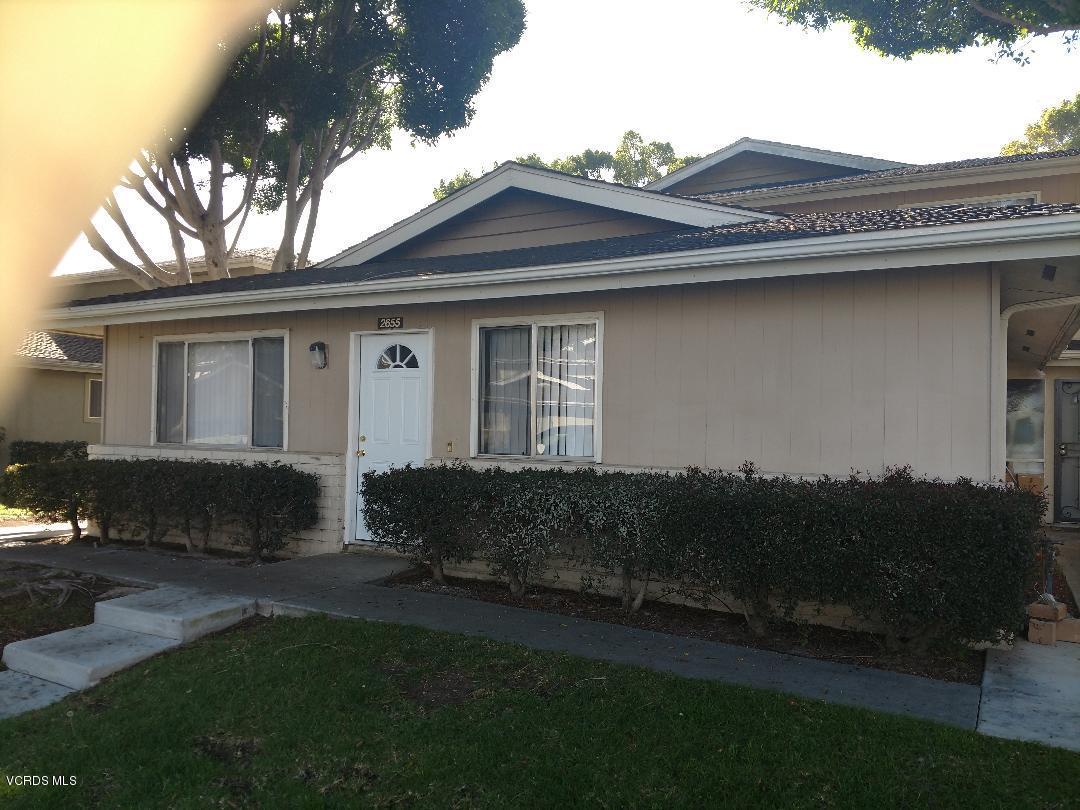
[[508, 571, 526, 600], [742, 600, 769, 638], [631, 577, 649, 613], [430, 549, 447, 586], [297, 160, 326, 269], [620, 569, 634, 613], [272, 138, 304, 273], [67, 501, 82, 543]]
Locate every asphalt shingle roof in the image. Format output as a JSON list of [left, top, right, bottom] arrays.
[[17, 330, 103, 365], [65, 204, 1080, 309], [691, 149, 1080, 199]]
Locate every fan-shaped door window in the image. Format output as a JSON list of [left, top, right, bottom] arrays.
[[376, 344, 419, 370]]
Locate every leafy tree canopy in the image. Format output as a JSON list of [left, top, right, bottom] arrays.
[[88, 0, 526, 287], [1002, 92, 1080, 154], [747, 0, 1079, 60], [433, 130, 701, 199]]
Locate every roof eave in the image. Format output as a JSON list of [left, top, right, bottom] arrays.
[[703, 154, 1080, 206], [42, 213, 1080, 328], [318, 162, 779, 268], [646, 137, 910, 192]]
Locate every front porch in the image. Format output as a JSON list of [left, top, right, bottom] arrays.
[[1000, 257, 1080, 523]]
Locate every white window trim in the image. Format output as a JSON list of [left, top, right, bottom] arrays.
[[84, 375, 103, 422], [150, 330, 290, 450], [469, 312, 604, 463], [899, 190, 1041, 209]]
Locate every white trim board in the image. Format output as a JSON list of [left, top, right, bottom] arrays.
[[44, 213, 1080, 328], [319, 162, 777, 268], [645, 137, 909, 192]]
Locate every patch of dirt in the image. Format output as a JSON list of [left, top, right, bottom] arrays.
[[0, 563, 141, 657], [387, 569, 985, 685], [193, 733, 261, 767], [378, 660, 479, 709]]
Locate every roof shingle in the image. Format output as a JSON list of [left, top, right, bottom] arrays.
[[66, 203, 1080, 309], [17, 330, 103, 365], [691, 149, 1080, 199]]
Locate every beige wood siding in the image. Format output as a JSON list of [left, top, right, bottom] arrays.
[[773, 171, 1080, 213], [0, 367, 102, 465], [381, 189, 681, 259], [103, 264, 995, 480], [663, 152, 860, 196]]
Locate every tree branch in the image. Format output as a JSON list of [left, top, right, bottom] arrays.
[[965, 0, 1074, 34], [82, 222, 162, 290], [101, 194, 177, 283]]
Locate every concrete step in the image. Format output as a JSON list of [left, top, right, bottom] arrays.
[[94, 587, 256, 642], [0, 670, 76, 719], [2, 624, 180, 689]]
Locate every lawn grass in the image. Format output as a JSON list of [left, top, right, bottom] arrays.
[[0, 616, 1077, 808]]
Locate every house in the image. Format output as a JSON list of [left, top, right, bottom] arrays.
[[1, 249, 277, 467], [2, 330, 104, 466], [42, 138, 1080, 554]]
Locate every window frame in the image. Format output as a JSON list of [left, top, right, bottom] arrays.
[[85, 376, 103, 422], [470, 312, 603, 463], [150, 330, 289, 450]]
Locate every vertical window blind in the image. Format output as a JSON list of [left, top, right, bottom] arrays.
[[156, 336, 285, 448], [477, 321, 598, 458]]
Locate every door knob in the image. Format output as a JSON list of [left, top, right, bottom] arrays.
[[1060, 444, 1068, 456], [357, 449, 366, 457]]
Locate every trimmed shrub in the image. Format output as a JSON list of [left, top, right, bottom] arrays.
[[476, 467, 575, 599], [361, 462, 479, 584], [171, 460, 231, 554], [9, 440, 88, 465], [2, 462, 86, 540], [224, 461, 320, 560], [0, 457, 321, 560], [124, 459, 175, 548], [82, 458, 134, 543], [571, 468, 680, 613], [362, 463, 1044, 647]]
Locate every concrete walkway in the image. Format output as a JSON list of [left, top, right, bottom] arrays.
[[0, 542, 983, 730], [0, 521, 83, 543], [978, 640, 1080, 752]]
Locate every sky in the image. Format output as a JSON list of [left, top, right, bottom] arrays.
[[54, 0, 1080, 275]]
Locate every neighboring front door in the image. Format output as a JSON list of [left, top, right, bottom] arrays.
[[353, 333, 431, 541], [1055, 380, 1080, 523]]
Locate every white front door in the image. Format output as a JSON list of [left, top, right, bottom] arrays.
[[353, 332, 431, 541]]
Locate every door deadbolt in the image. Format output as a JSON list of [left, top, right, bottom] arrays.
[[359, 434, 367, 442]]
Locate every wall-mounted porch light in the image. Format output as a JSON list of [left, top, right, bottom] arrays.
[[309, 341, 328, 369]]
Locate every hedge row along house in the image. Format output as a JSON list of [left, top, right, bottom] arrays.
[[42, 137, 1080, 554]]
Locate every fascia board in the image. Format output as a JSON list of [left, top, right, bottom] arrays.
[[43, 214, 1080, 328]]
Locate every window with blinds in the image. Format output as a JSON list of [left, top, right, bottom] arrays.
[[476, 319, 599, 459], [155, 335, 285, 448]]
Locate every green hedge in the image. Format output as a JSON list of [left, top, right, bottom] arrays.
[[362, 464, 1044, 648], [9, 440, 88, 464], [2, 458, 320, 560]]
